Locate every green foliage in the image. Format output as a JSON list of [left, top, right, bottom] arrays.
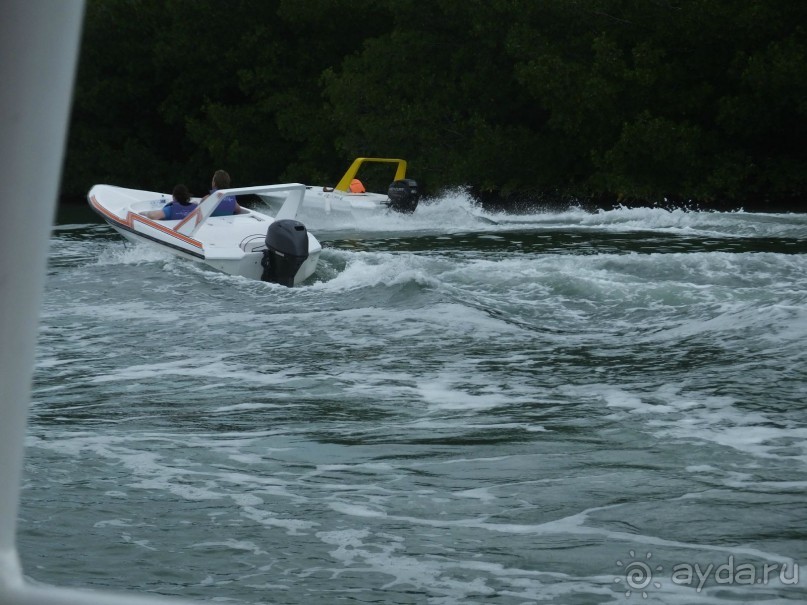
[[63, 0, 807, 209]]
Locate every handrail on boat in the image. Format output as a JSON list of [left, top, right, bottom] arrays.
[[333, 158, 407, 192], [176, 183, 308, 237]]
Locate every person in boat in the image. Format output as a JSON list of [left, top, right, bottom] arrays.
[[201, 169, 244, 216], [139, 184, 197, 220]]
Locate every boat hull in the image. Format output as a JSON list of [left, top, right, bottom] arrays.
[[90, 184, 321, 286], [260, 187, 390, 219]]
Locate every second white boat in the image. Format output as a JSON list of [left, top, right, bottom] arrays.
[[259, 157, 420, 219]]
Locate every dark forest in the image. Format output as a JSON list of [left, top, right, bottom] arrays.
[[62, 0, 807, 211]]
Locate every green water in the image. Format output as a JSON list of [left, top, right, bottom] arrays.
[[20, 201, 807, 603]]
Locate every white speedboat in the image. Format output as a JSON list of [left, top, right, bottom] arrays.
[[260, 157, 420, 218], [88, 182, 321, 286]]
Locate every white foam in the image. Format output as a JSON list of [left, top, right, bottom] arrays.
[[306, 250, 441, 292], [94, 240, 173, 265], [325, 498, 795, 565], [574, 205, 807, 239], [295, 191, 807, 241], [570, 382, 807, 465], [296, 188, 496, 236], [189, 539, 269, 556], [417, 380, 523, 412], [239, 506, 317, 534], [93, 519, 134, 528]]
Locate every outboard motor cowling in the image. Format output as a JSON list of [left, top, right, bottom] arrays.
[[261, 219, 309, 287], [387, 178, 420, 213]]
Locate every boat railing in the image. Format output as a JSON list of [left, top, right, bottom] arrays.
[[175, 183, 307, 237], [334, 157, 407, 192]]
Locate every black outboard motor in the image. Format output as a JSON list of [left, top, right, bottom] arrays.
[[387, 178, 420, 213], [261, 219, 309, 287]]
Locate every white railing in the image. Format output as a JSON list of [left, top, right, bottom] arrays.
[[176, 183, 307, 237]]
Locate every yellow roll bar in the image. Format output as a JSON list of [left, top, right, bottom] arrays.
[[334, 157, 407, 192]]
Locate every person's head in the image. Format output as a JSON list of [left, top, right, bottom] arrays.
[[212, 169, 231, 190], [173, 184, 191, 205]]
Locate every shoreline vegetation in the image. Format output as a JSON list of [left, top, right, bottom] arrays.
[[63, 1, 806, 213]]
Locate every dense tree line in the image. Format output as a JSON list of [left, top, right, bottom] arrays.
[[63, 0, 807, 210]]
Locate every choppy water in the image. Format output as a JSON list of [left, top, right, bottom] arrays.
[[20, 194, 807, 603]]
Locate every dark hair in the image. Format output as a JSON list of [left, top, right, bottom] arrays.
[[212, 169, 231, 189], [173, 184, 191, 205]]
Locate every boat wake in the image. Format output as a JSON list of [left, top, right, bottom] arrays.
[[26, 203, 807, 605], [270, 189, 807, 241], [281, 188, 497, 237]]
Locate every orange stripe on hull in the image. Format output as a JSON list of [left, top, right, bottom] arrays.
[[89, 195, 203, 249]]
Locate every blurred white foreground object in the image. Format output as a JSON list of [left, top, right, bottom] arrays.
[[0, 1, 204, 604]]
